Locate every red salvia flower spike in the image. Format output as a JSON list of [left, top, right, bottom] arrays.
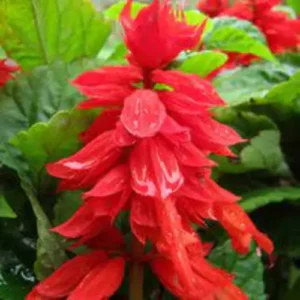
[[120, 0, 205, 69]]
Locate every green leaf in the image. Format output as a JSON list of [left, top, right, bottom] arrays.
[[53, 191, 82, 227], [21, 181, 67, 280], [213, 61, 291, 105], [204, 17, 275, 62], [0, 0, 111, 70], [184, 9, 213, 31], [0, 60, 100, 167], [177, 51, 228, 77], [11, 109, 96, 188], [240, 130, 288, 174], [0, 143, 68, 281], [214, 109, 277, 139], [215, 130, 290, 176], [240, 187, 300, 212], [261, 71, 300, 114], [0, 195, 16, 218], [287, 0, 300, 14], [209, 241, 266, 300], [104, 0, 146, 19]]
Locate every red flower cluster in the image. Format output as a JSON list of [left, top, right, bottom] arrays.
[[198, 0, 300, 72], [27, 1, 273, 299], [222, 0, 300, 54], [0, 58, 19, 87]]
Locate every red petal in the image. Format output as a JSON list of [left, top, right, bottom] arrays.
[[155, 197, 197, 293], [77, 85, 132, 109], [130, 137, 183, 199], [159, 91, 207, 115], [151, 257, 185, 298], [159, 116, 191, 145], [152, 70, 225, 108], [86, 188, 131, 220], [113, 122, 137, 147], [130, 195, 160, 244], [174, 142, 216, 168], [47, 131, 121, 191], [85, 226, 125, 251], [214, 203, 274, 254], [84, 164, 130, 198], [72, 66, 142, 87], [68, 257, 125, 300], [80, 109, 121, 144], [214, 282, 248, 300], [37, 251, 107, 298], [51, 204, 94, 238], [120, 89, 166, 138]]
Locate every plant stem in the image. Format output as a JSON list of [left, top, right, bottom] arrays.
[[129, 235, 144, 300]]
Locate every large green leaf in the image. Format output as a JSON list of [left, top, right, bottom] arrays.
[[214, 53, 300, 106], [0, 0, 111, 70], [258, 71, 300, 115], [209, 241, 266, 300], [214, 62, 290, 105], [11, 109, 96, 189], [177, 51, 228, 77], [204, 17, 275, 62], [240, 187, 300, 212], [0, 60, 100, 168]]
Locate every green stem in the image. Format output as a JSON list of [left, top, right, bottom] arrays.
[[129, 235, 144, 300]]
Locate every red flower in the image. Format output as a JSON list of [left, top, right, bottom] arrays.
[[197, 0, 229, 17], [27, 251, 125, 300], [120, 0, 205, 70], [37, 1, 273, 299], [0, 59, 19, 87], [213, 202, 274, 254]]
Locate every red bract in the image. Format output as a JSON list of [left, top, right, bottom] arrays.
[[29, 0, 274, 299], [26, 251, 125, 300], [120, 0, 205, 69], [0, 59, 19, 87]]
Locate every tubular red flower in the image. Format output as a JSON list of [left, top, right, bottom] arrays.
[[27, 252, 125, 300]]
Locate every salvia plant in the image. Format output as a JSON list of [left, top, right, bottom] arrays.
[[0, 0, 300, 299]]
